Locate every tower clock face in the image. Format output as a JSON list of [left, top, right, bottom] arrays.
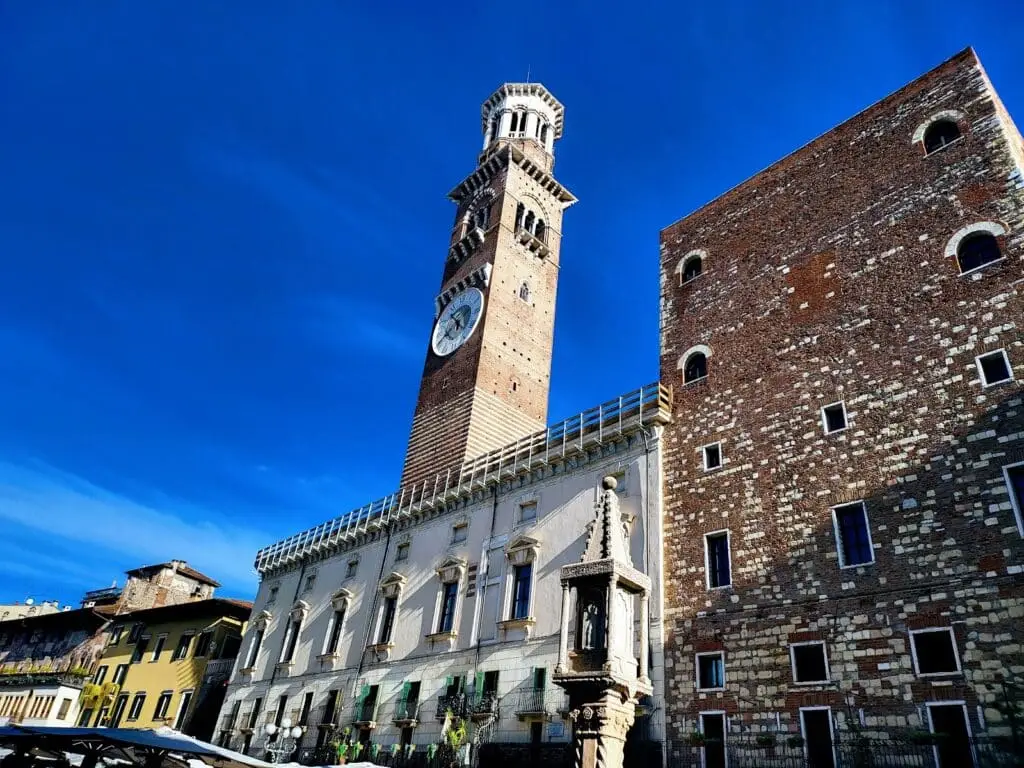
[[432, 288, 484, 357]]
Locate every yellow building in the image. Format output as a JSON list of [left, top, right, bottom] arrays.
[[83, 597, 250, 739]]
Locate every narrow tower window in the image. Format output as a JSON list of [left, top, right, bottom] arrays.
[[519, 282, 531, 302], [534, 219, 546, 242], [524, 211, 535, 234], [684, 352, 708, 383], [515, 203, 525, 232], [923, 120, 961, 154], [956, 232, 1002, 274], [682, 256, 703, 283]]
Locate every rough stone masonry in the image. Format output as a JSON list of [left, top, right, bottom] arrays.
[[658, 48, 1024, 744]]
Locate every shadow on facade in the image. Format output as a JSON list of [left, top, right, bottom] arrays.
[[662, 383, 1024, 767]]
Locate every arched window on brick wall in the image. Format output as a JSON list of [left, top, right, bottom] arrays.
[[679, 345, 712, 384], [913, 110, 966, 156], [676, 249, 708, 286], [944, 221, 1007, 275]]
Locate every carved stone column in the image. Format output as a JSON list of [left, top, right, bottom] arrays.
[[557, 581, 571, 673], [638, 593, 650, 684], [569, 692, 636, 768]]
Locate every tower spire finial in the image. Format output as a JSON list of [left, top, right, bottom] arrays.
[[526, 64, 531, 83]]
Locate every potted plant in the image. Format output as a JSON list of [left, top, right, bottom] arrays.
[[755, 733, 776, 747], [688, 731, 706, 747], [333, 741, 349, 765], [785, 735, 804, 748]]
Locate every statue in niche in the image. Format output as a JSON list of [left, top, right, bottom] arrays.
[[580, 590, 605, 650]]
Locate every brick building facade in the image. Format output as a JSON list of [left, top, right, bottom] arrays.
[[658, 48, 1024, 760]]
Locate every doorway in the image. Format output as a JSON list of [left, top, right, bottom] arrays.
[[699, 712, 726, 768], [928, 703, 975, 767], [800, 708, 835, 768]]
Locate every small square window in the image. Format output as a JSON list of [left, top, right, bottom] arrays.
[[696, 652, 725, 690], [519, 502, 538, 523], [911, 628, 961, 676], [345, 560, 358, 579], [452, 524, 468, 544], [1002, 463, 1024, 536], [821, 402, 847, 434], [303, 575, 317, 593], [395, 543, 410, 562], [267, 586, 279, 604], [704, 532, 731, 589], [832, 501, 874, 567], [791, 642, 829, 683], [977, 349, 1013, 387], [702, 443, 722, 471]]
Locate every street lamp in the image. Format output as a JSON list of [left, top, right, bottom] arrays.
[[264, 717, 304, 764]]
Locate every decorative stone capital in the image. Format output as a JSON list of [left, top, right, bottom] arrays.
[[289, 600, 310, 622], [435, 556, 467, 584], [379, 572, 408, 599], [330, 588, 354, 612], [506, 535, 541, 566]]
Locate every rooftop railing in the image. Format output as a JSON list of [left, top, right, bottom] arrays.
[[254, 382, 671, 574]]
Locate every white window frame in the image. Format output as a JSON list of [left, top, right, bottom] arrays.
[[173, 689, 194, 730], [127, 693, 146, 721], [154, 691, 173, 720], [1001, 461, 1024, 537], [698, 710, 727, 768], [702, 442, 723, 472], [799, 706, 837, 767], [830, 501, 875, 568], [820, 401, 848, 434], [150, 633, 168, 662], [925, 700, 976, 768], [452, 523, 469, 544], [945, 221, 1007, 276], [695, 652, 726, 691], [395, 542, 410, 562], [975, 349, 1014, 388], [518, 501, 538, 524], [789, 641, 830, 684], [909, 627, 962, 677], [703, 530, 732, 590]]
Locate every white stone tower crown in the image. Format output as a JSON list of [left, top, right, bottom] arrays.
[[480, 82, 565, 161]]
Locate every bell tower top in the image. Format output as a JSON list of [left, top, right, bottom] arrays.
[[480, 82, 564, 171]]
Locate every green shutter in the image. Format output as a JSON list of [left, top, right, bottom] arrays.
[[356, 684, 369, 704], [474, 671, 484, 701], [398, 681, 411, 705]]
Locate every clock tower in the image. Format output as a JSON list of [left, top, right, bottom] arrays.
[[400, 83, 576, 489]]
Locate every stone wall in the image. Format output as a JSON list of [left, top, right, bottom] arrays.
[[658, 48, 1024, 740]]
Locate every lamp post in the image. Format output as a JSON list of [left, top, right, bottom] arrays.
[[264, 717, 304, 764]]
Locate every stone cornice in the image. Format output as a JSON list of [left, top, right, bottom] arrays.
[[447, 146, 576, 208]]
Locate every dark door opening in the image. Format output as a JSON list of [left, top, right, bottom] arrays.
[[700, 712, 726, 768], [801, 708, 835, 768], [929, 704, 974, 767]]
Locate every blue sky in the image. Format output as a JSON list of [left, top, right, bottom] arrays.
[[0, 2, 1020, 603]]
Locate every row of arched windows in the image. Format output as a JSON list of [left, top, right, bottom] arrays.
[[490, 110, 552, 146], [675, 221, 1006, 289], [515, 202, 546, 242], [676, 223, 1008, 385]]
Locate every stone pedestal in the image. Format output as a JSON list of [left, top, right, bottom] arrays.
[[568, 691, 636, 768]]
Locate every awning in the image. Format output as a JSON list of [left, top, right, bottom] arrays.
[[0, 726, 273, 768]]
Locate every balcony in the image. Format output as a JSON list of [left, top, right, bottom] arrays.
[[435, 693, 468, 720], [392, 699, 419, 726], [353, 701, 378, 728], [470, 693, 499, 722], [202, 658, 235, 683], [0, 671, 90, 690], [513, 688, 567, 720]]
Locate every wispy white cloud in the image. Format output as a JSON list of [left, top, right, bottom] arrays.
[[0, 460, 268, 594]]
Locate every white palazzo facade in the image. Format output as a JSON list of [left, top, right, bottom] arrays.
[[215, 385, 670, 760]]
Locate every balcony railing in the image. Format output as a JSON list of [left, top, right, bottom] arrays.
[[393, 699, 419, 723], [470, 692, 499, 720], [436, 693, 469, 720], [354, 701, 378, 724], [254, 382, 672, 574], [202, 659, 235, 682], [512, 688, 568, 718], [0, 671, 90, 690]]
